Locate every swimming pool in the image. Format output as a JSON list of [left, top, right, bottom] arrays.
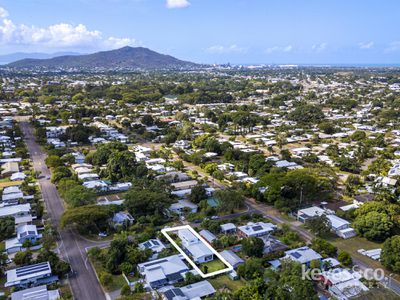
[[207, 197, 220, 207]]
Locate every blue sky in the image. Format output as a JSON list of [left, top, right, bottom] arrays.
[[0, 0, 399, 64]]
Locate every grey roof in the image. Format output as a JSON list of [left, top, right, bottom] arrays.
[[11, 285, 60, 300], [220, 250, 244, 268], [220, 223, 236, 232], [238, 222, 277, 236], [138, 255, 189, 284], [138, 239, 166, 253], [199, 229, 216, 243], [180, 280, 216, 299], [0, 203, 31, 218], [163, 288, 186, 300], [185, 240, 214, 260], [284, 247, 322, 264], [6, 262, 52, 287]]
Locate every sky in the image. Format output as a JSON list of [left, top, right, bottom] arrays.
[[0, 0, 399, 65]]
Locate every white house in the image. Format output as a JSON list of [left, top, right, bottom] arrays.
[[137, 254, 189, 289], [297, 206, 326, 223], [112, 211, 134, 227], [11, 285, 60, 300], [5, 224, 42, 254], [169, 200, 198, 215], [0, 203, 32, 225], [160, 280, 216, 300], [297, 206, 356, 239], [326, 215, 357, 239], [238, 222, 277, 238], [178, 229, 214, 263], [5, 262, 58, 288], [139, 239, 166, 260], [220, 223, 236, 234], [319, 268, 368, 300], [284, 246, 322, 267]]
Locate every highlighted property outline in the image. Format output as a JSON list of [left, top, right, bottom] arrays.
[[161, 225, 234, 278]]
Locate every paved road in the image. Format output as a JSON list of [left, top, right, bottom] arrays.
[[18, 118, 107, 300]]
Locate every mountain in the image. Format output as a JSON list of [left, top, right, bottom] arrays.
[[0, 52, 81, 64], [6, 47, 197, 70]]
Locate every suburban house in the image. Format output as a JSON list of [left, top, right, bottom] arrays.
[[82, 180, 108, 191], [11, 285, 60, 300], [0, 203, 33, 225], [71, 152, 86, 164], [283, 246, 322, 267], [259, 235, 288, 254], [5, 224, 42, 254], [156, 171, 191, 183], [178, 228, 214, 263], [220, 250, 244, 269], [169, 200, 198, 215], [318, 268, 369, 299], [171, 180, 199, 191], [297, 206, 326, 223], [45, 126, 66, 138], [297, 206, 356, 239], [2, 186, 24, 206], [238, 222, 277, 238], [1, 161, 19, 178], [112, 211, 135, 228], [326, 215, 357, 239], [10, 172, 26, 181], [161, 280, 216, 300], [5, 261, 58, 288], [139, 239, 166, 260], [220, 223, 236, 234], [199, 229, 217, 244], [137, 254, 190, 289]]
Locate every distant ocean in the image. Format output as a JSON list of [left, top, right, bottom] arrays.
[[238, 63, 400, 68]]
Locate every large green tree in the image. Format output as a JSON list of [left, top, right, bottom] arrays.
[[214, 189, 245, 212], [381, 235, 400, 273], [0, 216, 15, 240], [353, 211, 394, 241], [305, 215, 331, 237], [105, 151, 146, 182], [353, 201, 400, 241], [61, 205, 117, 233], [241, 237, 264, 258], [188, 185, 207, 204], [63, 185, 96, 208], [288, 104, 325, 124], [124, 188, 172, 217]]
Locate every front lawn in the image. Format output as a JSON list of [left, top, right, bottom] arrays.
[[209, 275, 246, 291], [201, 259, 228, 273]]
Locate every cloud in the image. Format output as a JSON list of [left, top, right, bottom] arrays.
[[385, 41, 400, 53], [265, 45, 293, 54], [0, 7, 8, 18], [166, 0, 190, 9], [0, 6, 136, 51], [311, 43, 327, 52], [206, 44, 247, 54], [359, 41, 374, 49]]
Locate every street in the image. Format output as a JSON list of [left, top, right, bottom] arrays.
[[18, 118, 107, 300]]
